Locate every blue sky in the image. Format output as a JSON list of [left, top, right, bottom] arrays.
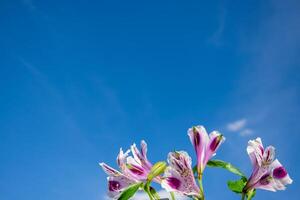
[[0, 0, 299, 199]]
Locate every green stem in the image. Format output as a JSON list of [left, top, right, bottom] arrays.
[[170, 192, 175, 200], [145, 190, 154, 200], [197, 174, 205, 200], [241, 193, 246, 200], [143, 184, 154, 200], [246, 189, 254, 200]]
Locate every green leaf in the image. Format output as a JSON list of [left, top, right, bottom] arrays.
[[207, 159, 246, 177], [147, 161, 167, 182], [227, 177, 247, 194], [118, 182, 143, 200]]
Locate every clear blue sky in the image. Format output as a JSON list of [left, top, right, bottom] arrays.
[[0, 0, 299, 199]]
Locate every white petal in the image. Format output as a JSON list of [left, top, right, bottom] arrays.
[[130, 143, 142, 165], [117, 148, 130, 170], [140, 140, 148, 158], [168, 151, 192, 172], [126, 156, 141, 166], [271, 159, 293, 185], [247, 138, 264, 167], [107, 175, 136, 199], [161, 166, 200, 197], [263, 146, 276, 165], [100, 162, 122, 176]]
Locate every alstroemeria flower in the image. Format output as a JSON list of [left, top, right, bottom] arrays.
[[243, 138, 293, 192], [100, 140, 157, 198], [120, 140, 157, 182], [161, 151, 201, 198], [188, 125, 225, 176], [100, 162, 137, 199]]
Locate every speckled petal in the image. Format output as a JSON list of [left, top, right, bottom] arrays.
[[107, 175, 137, 199], [161, 166, 200, 197], [162, 151, 200, 198]]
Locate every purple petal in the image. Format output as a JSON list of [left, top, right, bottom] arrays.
[[166, 177, 181, 189], [109, 180, 121, 191], [131, 141, 152, 170], [271, 159, 293, 185], [246, 152, 293, 192], [168, 151, 192, 173], [106, 176, 136, 198], [188, 126, 208, 172], [127, 164, 146, 176], [123, 156, 149, 180], [273, 166, 287, 179], [203, 131, 225, 165], [100, 163, 122, 176], [161, 165, 200, 197], [259, 174, 272, 185]]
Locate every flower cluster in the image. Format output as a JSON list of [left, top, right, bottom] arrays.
[[100, 125, 292, 200], [243, 138, 292, 192]]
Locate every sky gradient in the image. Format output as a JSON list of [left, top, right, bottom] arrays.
[[0, 0, 299, 199]]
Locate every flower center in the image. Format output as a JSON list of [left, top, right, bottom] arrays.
[[273, 166, 287, 179], [210, 136, 221, 151], [127, 164, 145, 175], [167, 177, 181, 189], [193, 129, 201, 147], [259, 174, 271, 185], [108, 180, 121, 191]]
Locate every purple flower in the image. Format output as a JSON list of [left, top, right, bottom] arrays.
[[100, 140, 156, 198], [121, 140, 156, 181], [244, 138, 293, 192], [100, 162, 136, 199], [161, 151, 201, 198], [188, 125, 225, 176]]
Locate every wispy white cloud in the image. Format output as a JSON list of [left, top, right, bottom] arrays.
[[208, 4, 226, 46], [239, 129, 253, 137], [226, 119, 254, 137], [221, 0, 300, 170], [226, 118, 247, 132]]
